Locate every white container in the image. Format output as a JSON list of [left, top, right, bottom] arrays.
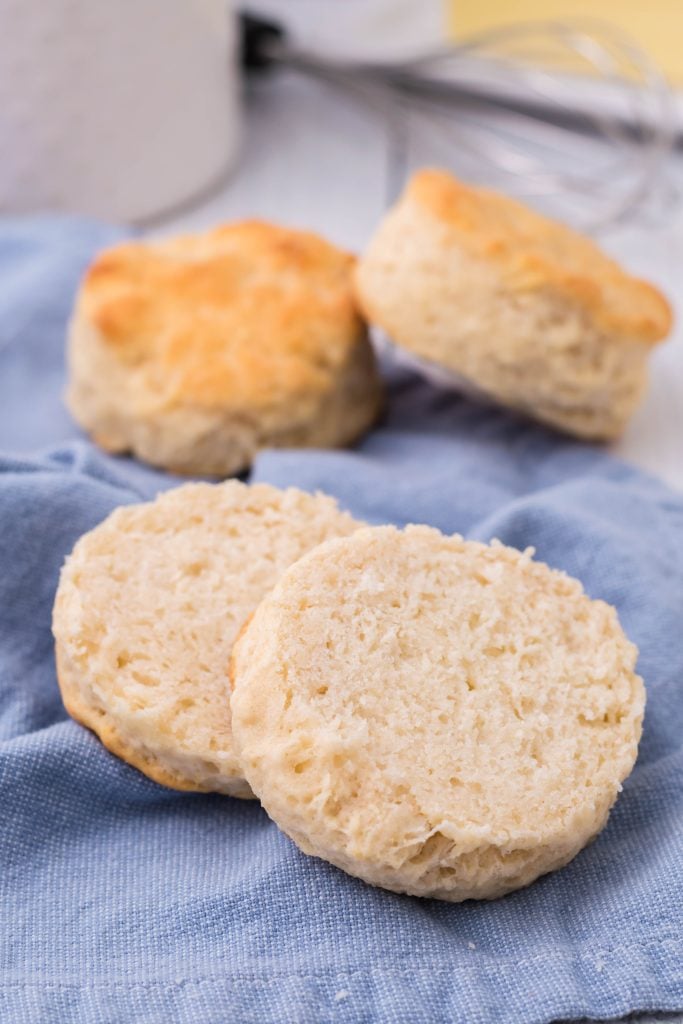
[[0, 0, 241, 222]]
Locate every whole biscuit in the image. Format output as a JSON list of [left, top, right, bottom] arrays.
[[355, 169, 671, 440], [230, 525, 644, 899], [52, 481, 362, 796], [67, 221, 383, 476]]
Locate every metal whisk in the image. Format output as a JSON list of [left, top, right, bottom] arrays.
[[243, 14, 677, 230]]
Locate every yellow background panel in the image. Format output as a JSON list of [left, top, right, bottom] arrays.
[[448, 2, 683, 82]]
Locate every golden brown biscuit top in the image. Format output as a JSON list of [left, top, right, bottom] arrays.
[[79, 221, 363, 410], [408, 169, 671, 343]]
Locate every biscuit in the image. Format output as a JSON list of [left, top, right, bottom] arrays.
[[230, 525, 644, 899], [355, 169, 671, 440], [67, 221, 383, 476], [52, 481, 362, 797]]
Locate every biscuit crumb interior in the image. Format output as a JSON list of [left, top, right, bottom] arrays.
[[231, 525, 644, 897], [53, 482, 360, 795]]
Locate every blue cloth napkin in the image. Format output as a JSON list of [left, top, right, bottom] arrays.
[[1, 220, 682, 1024]]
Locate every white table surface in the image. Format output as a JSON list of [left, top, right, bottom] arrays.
[[150, 0, 682, 494], [147, 5, 680, 1021]]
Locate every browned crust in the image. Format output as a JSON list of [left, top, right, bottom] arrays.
[[76, 220, 371, 411], [405, 168, 672, 344]]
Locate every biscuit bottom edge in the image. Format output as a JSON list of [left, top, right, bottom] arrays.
[[56, 643, 255, 800]]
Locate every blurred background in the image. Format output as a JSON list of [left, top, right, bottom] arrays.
[[1, 0, 681, 485]]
